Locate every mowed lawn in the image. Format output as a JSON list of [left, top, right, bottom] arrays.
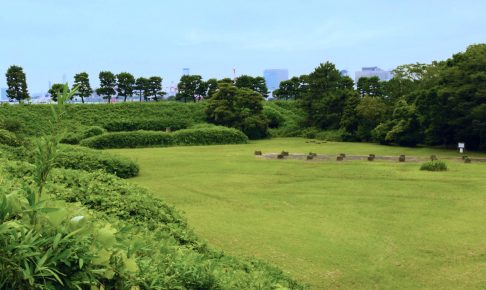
[[109, 138, 486, 289]]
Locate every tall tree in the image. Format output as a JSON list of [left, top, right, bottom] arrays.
[[206, 83, 268, 139], [134, 77, 149, 102], [146, 76, 165, 101], [301, 62, 347, 129], [5, 65, 30, 103], [273, 77, 301, 100], [96, 71, 117, 103], [176, 75, 206, 103], [48, 83, 70, 102], [72, 72, 92, 103], [235, 75, 269, 98], [356, 76, 385, 97], [116, 72, 135, 102]]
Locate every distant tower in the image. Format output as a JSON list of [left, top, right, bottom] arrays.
[[183, 68, 190, 76]]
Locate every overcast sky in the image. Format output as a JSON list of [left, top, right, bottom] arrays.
[[1, 0, 485, 93]]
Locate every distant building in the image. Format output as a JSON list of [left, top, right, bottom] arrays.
[[355, 67, 392, 83], [263, 69, 289, 94], [340, 70, 349, 77]]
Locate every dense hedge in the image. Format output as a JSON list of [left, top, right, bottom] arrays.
[[172, 127, 248, 145], [81, 127, 248, 149], [60, 126, 106, 144], [80, 131, 174, 149], [0, 144, 139, 178], [103, 118, 191, 132]]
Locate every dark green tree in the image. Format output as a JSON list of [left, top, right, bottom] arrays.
[[146, 76, 165, 101], [273, 77, 301, 100], [116, 72, 135, 102], [48, 83, 70, 102], [72, 72, 92, 103], [301, 62, 348, 129], [235, 75, 269, 98], [134, 77, 149, 102], [5, 65, 30, 103], [206, 83, 268, 139], [96, 71, 117, 103], [176, 75, 206, 102], [356, 76, 385, 97]]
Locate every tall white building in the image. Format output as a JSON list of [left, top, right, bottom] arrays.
[[355, 67, 392, 83], [263, 69, 289, 93]]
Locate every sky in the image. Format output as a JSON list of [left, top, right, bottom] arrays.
[[1, 0, 485, 94]]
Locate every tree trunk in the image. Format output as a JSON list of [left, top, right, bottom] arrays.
[[81, 96, 85, 104]]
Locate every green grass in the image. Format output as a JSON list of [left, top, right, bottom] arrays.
[[109, 138, 486, 289]]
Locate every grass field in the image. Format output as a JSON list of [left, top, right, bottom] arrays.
[[109, 138, 486, 289]]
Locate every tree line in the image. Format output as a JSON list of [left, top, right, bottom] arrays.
[[272, 44, 486, 150]]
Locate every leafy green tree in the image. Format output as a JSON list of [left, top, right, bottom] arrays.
[[205, 78, 219, 99], [48, 83, 70, 102], [384, 100, 422, 146], [273, 77, 301, 100], [116, 72, 135, 102], [134, 77, 149, 102], [72, 72, 93, 103], [176, 75, 206, 102], [301, 62, 349, 129], [206, 83, 268, 139], [415, 44, 486, 149], [355, 96, 387, 141], [96, 71, 117, 103], [235, 75, 269, 98], [5, 65, 30, 103], [357, 76, 385, 97], [339, 91, 360, 140], [146, 76, 165, 101]]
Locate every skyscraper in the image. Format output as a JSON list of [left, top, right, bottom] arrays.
[[355, 67, 392, 83], [263, 69, 289, 93]]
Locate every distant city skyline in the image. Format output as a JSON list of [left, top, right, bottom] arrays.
[[1, 0, 485, 93]]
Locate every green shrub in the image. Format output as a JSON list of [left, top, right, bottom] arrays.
[[173, 127, 248, 145], [81, 131, 174, 149], [0, 118, 23, 132], [82, 125, 105, 138], [61, 126, 106, 145], [263, 106, 285, 128], [103, 118, 191, 132], [302, 127, 319, 139], [81, 127, 248, 149], [420, 160, 448, 171], [0, 129, 22, 147], [240, 116, 269, 140]]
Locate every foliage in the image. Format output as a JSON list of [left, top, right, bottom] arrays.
[[356, 76, 385, 97], [206, 83, 269, 139], [48, 83, 70, 102], [96, 71, 117, 103], [103, 118, 191, 132], [235, 75, 269, 98], [172, 127, 248, 146], [0, 129, 22, 147], [80, 127, 248, 149], [72, 72, 93, 104], [147, 76, 165, 101], [5, 65, 30, 102], [116, 72, 135, 102], [420, 160, 448, 171], [0, 118, 23, 133], [176, 75, 207, 103], [60, 126, 105, 145]]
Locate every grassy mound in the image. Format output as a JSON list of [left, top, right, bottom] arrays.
[[0, 159, 303, 289]]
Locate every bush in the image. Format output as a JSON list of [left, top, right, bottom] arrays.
[[0, 129, 22, 147], [103, 118, 191, 132], [302, 127, 319, 139], [173, 127, 248, 145], [0, 118, 23, 132], [81, 131, 174, 149], [239, 116, 269, 140], [80, 127, 248, 149], [263, 106, 285, 128], [420, 160, 448, 171], [56, 145, 139, 178], [61, 126, 106, 144]]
